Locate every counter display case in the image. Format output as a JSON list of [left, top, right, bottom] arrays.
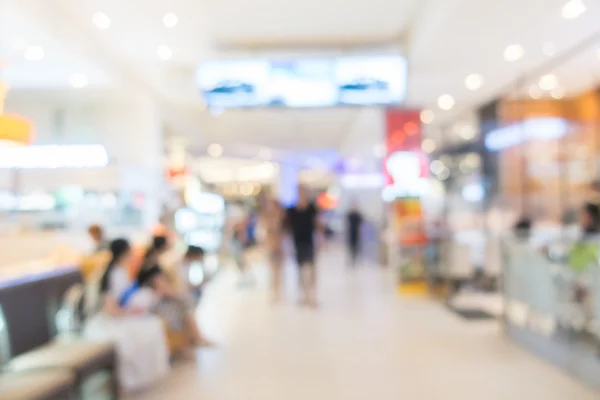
[[502, 240, 600, 389]]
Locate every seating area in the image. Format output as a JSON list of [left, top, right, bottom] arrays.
[[0, 265, 118, 399]]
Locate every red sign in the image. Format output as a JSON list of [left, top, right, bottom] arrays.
[[384, 110, 426, 186]]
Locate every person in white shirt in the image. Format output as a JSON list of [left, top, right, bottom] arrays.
[[84, 238, 169, 392]]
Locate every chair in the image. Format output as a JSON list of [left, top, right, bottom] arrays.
[[0, 305, 77, 400], [7, 338, 118, 399], [2, 285, 119, 399]]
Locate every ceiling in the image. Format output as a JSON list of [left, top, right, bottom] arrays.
[[2, 0, 600, 157]]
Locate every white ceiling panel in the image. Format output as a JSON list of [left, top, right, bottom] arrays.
[[3, 0, 600, 155]]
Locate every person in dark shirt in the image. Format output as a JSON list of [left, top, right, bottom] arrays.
[[286, 186, 320, 307], [346, 203, 363, 266]]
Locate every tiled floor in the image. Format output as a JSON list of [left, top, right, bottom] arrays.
[[127, 247, 598, 399]]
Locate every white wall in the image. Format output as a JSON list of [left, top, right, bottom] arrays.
[[3, 90, 165, 228]]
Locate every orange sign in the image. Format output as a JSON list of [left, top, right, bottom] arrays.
[[0, 114, 34, 144]]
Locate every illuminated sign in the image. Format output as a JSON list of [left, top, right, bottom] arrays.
[[0, 145, 108, 169], [485, 118, 568, 151], [197, 56, 408, 108]]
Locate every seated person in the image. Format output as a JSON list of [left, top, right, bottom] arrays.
[[83, 239, 170, 392], [138, 238, 214, 350], [88, 224, 109, 253], [179, 246, 210, 303]]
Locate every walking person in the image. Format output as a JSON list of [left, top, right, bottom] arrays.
[[286, 187, 321, 308], [261, 197, 285, 302], [346, 203, 363, 266]]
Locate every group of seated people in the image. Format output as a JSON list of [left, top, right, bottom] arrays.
[[83, 225, 213, 392]]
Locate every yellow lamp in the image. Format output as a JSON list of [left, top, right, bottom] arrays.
[[0, 80, 34, 146]]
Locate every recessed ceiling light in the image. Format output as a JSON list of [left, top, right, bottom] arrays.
[[207, 143, 223, 158], [504, 44, 524, 62], [157, 45, 172, 60], [539, 74, 559, 91], [460, 125, 477, 140], [163, 13, 178, 28], [24, 45, 44, 61], [465, 74, 484, 91], [421, 139, 436, 153], [543, 42, 557, 57], [92, 12, 111, 30], [69, 73, 89, 89], [551, 87, 565, 99], [437, 94, 455, 111], [420, 109, 434, 124], [561, 0, 586, 19], [529, 85, 543, 99]]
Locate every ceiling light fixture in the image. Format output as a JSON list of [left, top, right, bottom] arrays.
[[92, 12, 111, 30], [538, 74, 559, 91], [207, 143, 223, 158], [157, 45, 172, 60], [24, 45, 44, 61], [163, 13, 179, 28], [504, 44, 524, 62], [460, 125, 477, 140], [561, 0, 586, 19], [529, 85, 543, 99], [543, 42, 557, 57], [420, 109, 434, 124], [69, 73, 89, 89], [551, 87, 565, 99], [437, 94, 455, 111], [464, 74, 484, 91]]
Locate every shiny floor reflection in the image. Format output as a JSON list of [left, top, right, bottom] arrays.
[[126, 246, 598, 399]]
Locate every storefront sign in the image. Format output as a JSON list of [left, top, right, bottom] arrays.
[[485, 118, 567, 151]]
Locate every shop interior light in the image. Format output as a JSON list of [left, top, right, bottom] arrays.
[[464, 74, 484, 91], [462, 183, 485, 202], [561, 0, 586, 19], [437, 95, 455, 111], [436, 166, 450, 181], [341, 173, 385, 189], [504, 44, 524, 62], [0, 144, 108, 169], [551, 87, 565, 99], [207, 143, 223, 158], [459, 125, 477, 140], [538, 74, 559, 91], [529, 85, 543, 99], [163, 13, 179, 28], [485, 118, 568, 151], [420, 109, 434, 124], [157, 45, 172, 60], [421, 138, 436, 153]]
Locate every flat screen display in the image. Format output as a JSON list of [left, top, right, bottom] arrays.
[[197, 56, 407, 108]]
